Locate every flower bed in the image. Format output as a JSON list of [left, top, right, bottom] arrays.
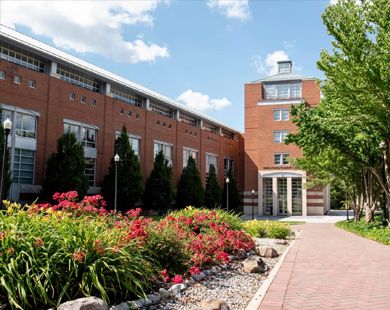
[[0, 193, 257, 309], [243, 219, 293, 239]]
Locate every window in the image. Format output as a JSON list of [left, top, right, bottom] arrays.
[[157, 121, 160, 126], [0, 71, 5, 79], [135, 114, 139, 119], [274, 109, 289, 121], [185, 130, 188, 134], [278, 63, 290, 73], [274, 131, 289, 143], [70, 93, 75, 100], [85, 158, 95, 186], [194, 133, 197, 137], [111, 88, 141, 107], [15, 114, 37, 138], [81, 128, 96, 148], [0, 47, 45, 72], [14, 76, 21, 84], [224, 158, 234, 176], [57, 67, 100, 93], [29, 80, 36, 89], [129, 137, 141, 161], [168, 124, 172, 129], [128, 111, 132, 117], [91, 100, 96, 106], [163, 122, 166, 128], [265, 179, 273, 215], [149, 102, 172, 118], [13, 149, 35, 184], [222, 129, 233, 139], [203, 123, 216, 134], [81, 97, 86, 104], [274, 153, 290, 165], [206, 154, 218, 174], [264, 83, 301, 99], [154, 141, 173, 166], [64, 123, 80, 140], [180, 114, 196, 126], [183, 148, 198, 168], [120, 109, 124, 115]]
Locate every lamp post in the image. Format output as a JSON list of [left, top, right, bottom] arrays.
[[114, 154, 120, 213], [0, 118, 12, 210], [379, 141, 388, 226], [226, 177, 230, 212], [252, 189, 255, 220], [346, 190, 349, 221]]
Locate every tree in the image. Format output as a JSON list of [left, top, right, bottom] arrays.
[[0, 107, 12, 200], [204, 164, 222, 209], [102, 125, 143, 212], [143, 150, 174, 215], [221, 168, 241, 212], [176, 156, 204, 209], [42, 132, 89, 200]]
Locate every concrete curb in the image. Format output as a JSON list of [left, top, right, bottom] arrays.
[[245, 230, 302, 310]]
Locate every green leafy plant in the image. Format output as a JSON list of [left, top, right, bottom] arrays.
[[221, 168, 241, 212]]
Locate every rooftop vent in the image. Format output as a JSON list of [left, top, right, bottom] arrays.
[[277, 60, 292, 74]]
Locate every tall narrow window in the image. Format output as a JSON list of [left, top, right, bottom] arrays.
[[183, 148, 198, 168], [129, 137, 141, 162], [265, 179, 273, 215], [206, 154, 218, 174], [85, 158, 95, 186], [274, 153, 290, 165], [13, 149, 35, 184], [224, 158, 234, 176], [81, 128, 96, 148], [274, 131, 289, 143], [15, 114, 37, 138], [274, 109, 289, 121], [154, 141, 173, 166]]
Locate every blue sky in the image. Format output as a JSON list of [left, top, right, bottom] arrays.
[[1, 0, 334, 132]]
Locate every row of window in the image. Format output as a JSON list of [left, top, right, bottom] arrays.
[[0, 71, 36, 89], [57, 68, 100, 93], [0, 46, 45, 73], [157, 121, 171, 129], [185, 129, 197, 137], [69, 93, 96, 106], [119, 109, 140, 119], [264, 83, 301, 99], [111, 88, 142, 107]]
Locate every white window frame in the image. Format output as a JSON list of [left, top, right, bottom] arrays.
[[91, 99, 96, 106], [224, 157, 234, 176], [278, 63, 291, 73], [154, 140, 173, 166], [274, 130, 289, 143], [29, 80, 36, 89], [13, 148, 35, 185], [70, 93, 75, 100], [274, 153, 290, 165], [14, 76, 21, 84], [264, 83, 302, 99], [0, 71, 5, 79], [81, 97, 86, 104], [116, 131, 141, 162], [274, 109, 289, 121], [206, 152, 218, 174], [1, 47, 45, 72], [183, 147, 198, 168], [63, 119, 99, 149]]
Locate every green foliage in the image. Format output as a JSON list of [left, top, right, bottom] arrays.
[[169, 206, 244, 232], [0, 203, 152, 309], [42, 132, 89, 200], [204, 164, 222, 209], [243, 220, 293, 239], [143, 150, 174, 214], [102, 125, 143, 212], [221, 169, 241, 212], [335, 215, 390, 245], [330, 181, 346, 209], [0, 107, 12, 199], [176, 156, 205, 209]]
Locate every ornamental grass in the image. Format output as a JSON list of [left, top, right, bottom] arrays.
[[243, 219, 293, 239], [0, 194, 255, 309]]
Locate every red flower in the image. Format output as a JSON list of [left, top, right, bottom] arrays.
[[172, 275, 183, 284], [73, 251, 86, 262]]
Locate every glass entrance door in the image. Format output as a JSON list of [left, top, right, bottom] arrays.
[[292, 178, 302, 215], [278, 178, 287, 215], [265, 179, 273, 215]]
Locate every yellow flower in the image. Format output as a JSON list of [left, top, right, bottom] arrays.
[[56, 211, 63, 217], [7, 207, 13, 213]]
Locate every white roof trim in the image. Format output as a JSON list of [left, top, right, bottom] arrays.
[[206, 152, 218, 157], [258, 98, 304, 106], [154, 140, 173, 147], [183, 146, 198, 152], [115, 131, 142, 140], [0, 25, 241, 134], [63, 118, 99, 130]]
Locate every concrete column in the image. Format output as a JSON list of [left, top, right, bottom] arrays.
[[198, 119, 203, 129], [106, 83, 111, 94], [146, 98, 151, 109], [272, 177, 278, 216], [233, 133, 237, 141], [258, 172, 263, 215], [216, 127, 222, 135], [302, 174, 307, 216], [287, 177, 292, 216], [49, 62, 59, 77], [174, 110, 180, 120]]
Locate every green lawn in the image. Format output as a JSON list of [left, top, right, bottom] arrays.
[[335, 215, 390, 245], [279, 221, 306, 225]]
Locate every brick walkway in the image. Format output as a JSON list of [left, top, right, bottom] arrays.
[[259, 224, 390, 310]]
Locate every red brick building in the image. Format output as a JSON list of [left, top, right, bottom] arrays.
[[244, 60, 330, 216], [0, 26, 244, 203]]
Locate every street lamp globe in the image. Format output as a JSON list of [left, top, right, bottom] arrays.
[[3, 118, 12, 130], [252, 189, 255, 194], [114, 154, 120, 162], [226, 177, 230, 184]]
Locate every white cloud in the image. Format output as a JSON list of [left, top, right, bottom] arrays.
[[251, 50, 289, 75], [137, 33, 145, 39], [284, 40, 296, 48], [1, 1, 170, 63], [207, 0, 251, 20], [177, 90, 232, 112]]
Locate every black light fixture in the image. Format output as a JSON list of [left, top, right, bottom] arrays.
[[226, 177, 230, 212], [114, 154, 120, 213], [0, 118, 12, 210], [379, 142, 388, 226]]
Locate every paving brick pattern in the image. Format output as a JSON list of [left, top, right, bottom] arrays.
[[259, 224, 390, 310]]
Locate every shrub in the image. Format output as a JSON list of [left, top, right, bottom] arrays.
[[176, 156, 204, 208], [0, 195, 152, 309], [243, 220, 293, 239], [143, 150, 175, 214], [204, 164, 222, 209], [102, 125, 143, 212], [42, 132, 89, 200], [221, 168, 241, 212]]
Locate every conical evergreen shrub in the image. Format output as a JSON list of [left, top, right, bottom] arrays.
[[221, 168, 241, 212], [204, 164, 222, 209]]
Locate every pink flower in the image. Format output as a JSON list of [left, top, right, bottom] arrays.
[[171, 275, 183, 284], [36, 238, 43, 247], [73, 251, 86, 262]]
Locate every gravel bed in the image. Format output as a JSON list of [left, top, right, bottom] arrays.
[[148, 235, 298, 310]]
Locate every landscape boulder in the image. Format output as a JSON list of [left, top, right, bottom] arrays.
[[257, 246, 279, 258], [191, 271, 207, 281], [58, 297, 107, 310], [274, 239, 288, 245], [201, 298, 230, 310], [109, 302, 129, 310], [242, 257, 265, 273]]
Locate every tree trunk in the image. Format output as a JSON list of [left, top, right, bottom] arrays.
[[365, 206, 375, 223]]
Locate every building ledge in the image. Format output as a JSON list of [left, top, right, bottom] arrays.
[[258, 98, 305, 106]]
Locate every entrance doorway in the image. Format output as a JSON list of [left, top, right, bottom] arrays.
[[278, 178, 287, 215], [292, 178, 302, 215]]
